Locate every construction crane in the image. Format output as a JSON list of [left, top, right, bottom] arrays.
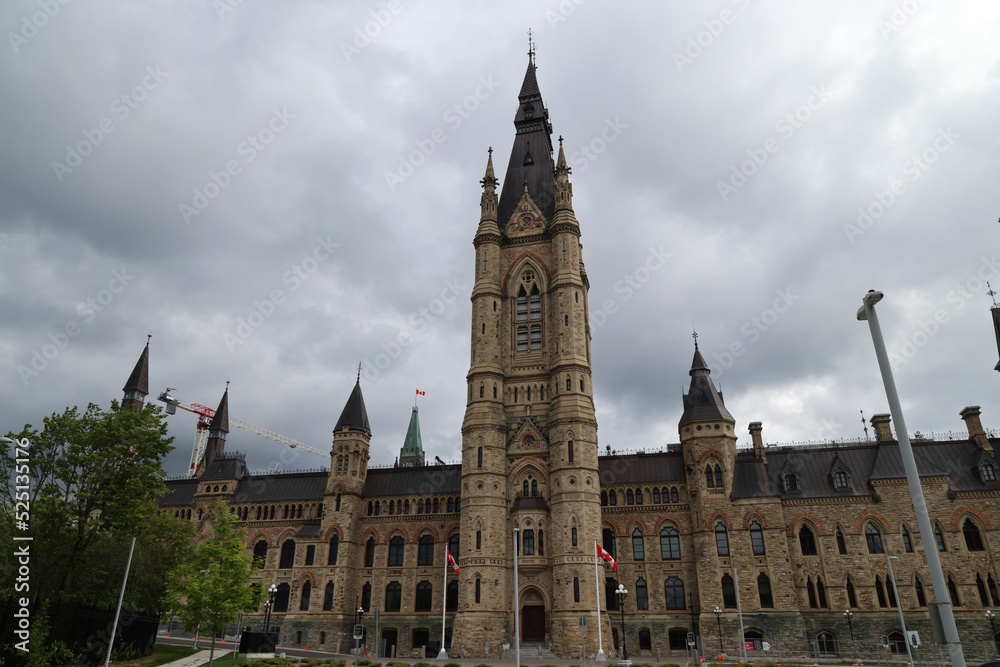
[[158, 388, 328, 477]]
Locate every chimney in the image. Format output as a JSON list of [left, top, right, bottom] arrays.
[[961, 406, 993, 454], [871, 414, 893, 443], [749, 422, 766, 462]]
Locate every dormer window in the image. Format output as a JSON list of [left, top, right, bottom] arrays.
[[783, 473, 798, 492], [833, 471, 849, 488]]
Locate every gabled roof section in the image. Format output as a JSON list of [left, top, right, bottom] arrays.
[[679, 344, 734, 425], [497, 53, 556, 228], [201, 453, 247, 481], [231, 471, 328, 503], [161, 479, 199, 506], [123, 340, 150, 395], [209, 387, 229, 434], [363, 464, 461, 496], [598, 452, 686, 483], [869, 442, 949, 479], [400, 407, 424, 459], [335, 380, 371, 434]]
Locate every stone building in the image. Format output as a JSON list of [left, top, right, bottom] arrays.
[[141, 51, 1000, 660]]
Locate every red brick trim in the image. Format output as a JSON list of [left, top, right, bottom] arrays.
[[698, 449, 725, 463], [853, 510, 890, 534], [655, 515, 686, 533], [742, 509, 769, 529], [250, 531, 273, 546], [950, 507, 994, 531], [708, 510, 733, 529], [787, 512, 826, 535], [501, 253, 551, 295]]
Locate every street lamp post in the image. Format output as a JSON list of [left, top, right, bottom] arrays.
[[987, 610, 997, 656], [615, 584, 630, 665], [714, 606, 723, 656], [844, 609, 857, 662], [263, 583, 277, 633], [355, 606, 364, 665]]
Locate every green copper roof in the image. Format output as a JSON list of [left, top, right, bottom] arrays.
[[401, 407, 424, 458]]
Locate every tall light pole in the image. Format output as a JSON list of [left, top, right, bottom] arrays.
[[886, 555, 914, 667], [615, 583, 629, 665], [355, 606, 364, 666], [987, 610, 997, 656], [858, 290, 967, 667], [844, 609, 857, 661], [263, 583, 277, 633], [513, 527, 520, 667], [714, 606, 723, 656]]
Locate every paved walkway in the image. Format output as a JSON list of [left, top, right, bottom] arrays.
[[158, 649, 216, 667]]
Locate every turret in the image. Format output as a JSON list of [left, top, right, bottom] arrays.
[[399, 406, 425, 467], [202, 385, 229, 472], [122, 336, 150, 411], [328, 376, 371, 496]]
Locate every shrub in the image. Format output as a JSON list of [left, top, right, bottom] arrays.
[[444, 663, 462, 667]]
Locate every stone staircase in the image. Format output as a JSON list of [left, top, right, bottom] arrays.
[[514, 642, 559, 660]]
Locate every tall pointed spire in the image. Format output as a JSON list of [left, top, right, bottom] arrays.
[[399, 406, 425, 467], [336, 377, 371, 434], [679, 338, 733, 425], [122, 335, 150, 410], [990, 282, 1000, 372], [553, 135, 574, 213], [479, 147, 499, 225], [201, 383, 229, 471]]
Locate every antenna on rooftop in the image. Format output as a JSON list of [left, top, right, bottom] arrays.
[[861, 410, 870, 441]]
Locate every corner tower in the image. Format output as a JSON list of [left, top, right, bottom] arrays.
[[122, 336, 150, 411], [453, 48, 603, 657]]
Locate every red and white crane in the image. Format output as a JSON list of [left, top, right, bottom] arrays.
[[158, 388, 328, 477]]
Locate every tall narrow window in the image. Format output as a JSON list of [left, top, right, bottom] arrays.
[[715, 465, 723, 487], [477, 446, 482, 468], [323, 582, 334, 611], [626, 489, 634, 505], [750, 521, 765, 555], [602, 528, 616, 560], [636, 578, 648, 610], [807, 578, 817, 608], [517, 292, 528, 322], [963, 519, 984, 551], [361, 582, 371, 611], [418, 535, 434, 566], [632, 528, 644, 561], [274, 583, 290, 612], [530, 324, 541, 351], [835, 528, 846, 554], [716, 524, 730, 557], [865, 523, 884, 554], [523, 529, 535, 555], [529, 289, 541, 320], [722, 574, 737, 608], [571, 526, 578, 546], [660, 527, 680, 560], [568, 441, 574, 462], [915, 577, 927, 606], [847, 578, 858, 607], [876, 576, 887, 607], [574, 577, 580, 603], [705, 465, 715, 488], [335, 493, 341, 511], [977, 574, 990, 606], [902, 526, 913, 553], [305, 545, 315, 565], [609, 490, 617, 506], [415, 581, 432, 611], [538, 530, 544, 555], [476, 530, 482, 549], [475, 578, 481, 603], [758, 574, 773, 608], [886, 576, 897, 608], [816, 576, 828, 608], [280, 540, 296, 568], [364, 537, 375, 567], [948, 576, 961, 606], [989, 574, 1000, 605], [799, 525, 817, 555], [517, 326, 528, 352], [446, 580, 458, 611], [300, 581, 311, 610], [385, 582, 402, 612], [934, 525, 947, 552], [635, 488, 643, 504], [671, 487, 679, 503], [665, 577, 685, 609], [253, 540, 267, 569], [388, 536, 405, 566], [652, 488, 660, 503]]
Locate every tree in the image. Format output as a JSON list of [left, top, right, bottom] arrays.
[[0, 401, 176, 604], [166, 499, 262, 667]]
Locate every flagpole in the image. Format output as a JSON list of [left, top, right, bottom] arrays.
[[437, 544, 448, 659], [595, 541, 606, 661]]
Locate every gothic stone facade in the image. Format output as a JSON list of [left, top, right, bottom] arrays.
[[148, 54, 1000, 660]]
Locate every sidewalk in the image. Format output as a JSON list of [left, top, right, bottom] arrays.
[[158, 650, 216, 667]]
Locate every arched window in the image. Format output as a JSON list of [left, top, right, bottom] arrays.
[[522, 529, 534, 555], [477, 447, 482, 468], [758, 573, 773, 608], [529, 288, 541, 321], [836, 527, 847, 554], [888, 631, 906, 655], [722, 574, 737, 608], [632, 528, 644, 561], [516, 290, 528, 322], [799, 525, 817, 555], [418, 535, 434, 565], [715, 465, 723, 487], [816, 632, 837, 655], [572, 526, 578, 546], [449, 533, 460, 559], [253, 540, 267, 569], [385, 582, 402, 612], [834, 470, 849, 488], [328, 534, 339, 565], [364, 537, 375, 567], [934, 524, 947, 551], [902, 525, 913, 552], [875, 576, 888, 607], [948, 575, 961, 606], [415, 581, 433, 611], [300, 581, 311, 610], [323, 582, 334, 611], [606, 578, 619, 611], [388, 536, 405, 566], [374, 501, 380, 516], [635, 488, 643, 505], [256, 506, 261, 520], [574, 577, 580, 603], [432, 498, 439, 513], [538, 529, 544, 555], [847, 578, 858, 607], [989, 575, 1000, 606], [522, 480, 529, 497], [568, 441, 574, 462], [660, 527, 680, 560], [361, 582, 371, 611], [807, 577, 818, 608], [865, 523, 884, 554], [602, 528, 616, 560], [476, 530, 482, 549], [982, 462, 997, 481], [636, 577, 648, 610], [885, 576, 897, 608], [274, 583, 290, 612], [447, 497, 454, 512], [783, 472, 798, 491], [750, 521, 765, 555], [915, 576, 927, 606], [335, 493, 341, 511], [418, 499, 424, 513], [609, 490, 617, 505], [601, 491, 608, 506], [404, 499, 410, 514], [705, 465, 715, 488], [626, 489, 634, 505], [652, 488, 660, 503], [963, 519, 984, 551], [816, 576, 828, 608], [279, 540, 296, 568], [665, 577, 685, 609], [671, 486, 679, 502], [446, 580, 458, 611], [367, 501, 373, 516], [475, 578, 481, 603], [531, 479, 538, 496], [715, 524, 730, 556], [389, 500, 395, 515]]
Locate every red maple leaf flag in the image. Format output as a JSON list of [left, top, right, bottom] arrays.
[[597, 542, 618, 571], [446, 549, 460, 574], [416, 389, 426, 395]]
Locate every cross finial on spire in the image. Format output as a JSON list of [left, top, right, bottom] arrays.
[[989, 281, 998, 307], [357, 361, 362, 383], [488, 146, 492, 156], [692, 329, 699, 350], [146, 333, 152, 345], [861, 409, 870, 440], [527, 29, 534, 62]]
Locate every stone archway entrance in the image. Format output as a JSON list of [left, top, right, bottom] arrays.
[[520, 588, 547, 642]]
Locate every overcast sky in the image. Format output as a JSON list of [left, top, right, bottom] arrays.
[[3, 1, 999, 477]]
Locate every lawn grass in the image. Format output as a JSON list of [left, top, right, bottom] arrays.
[[109, 642, 198, 666]]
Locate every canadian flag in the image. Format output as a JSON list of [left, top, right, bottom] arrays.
[[416, 389, 426, 396], [446, 549, 460, 574], [597, 542, 618, 571]]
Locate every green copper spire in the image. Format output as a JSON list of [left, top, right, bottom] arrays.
[[399, 406, 425, 467]]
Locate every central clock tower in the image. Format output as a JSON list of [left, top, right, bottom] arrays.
[[451, 48, 607, 657]]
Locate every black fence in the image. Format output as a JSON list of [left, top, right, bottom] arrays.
[[0, 596, 159, 666]]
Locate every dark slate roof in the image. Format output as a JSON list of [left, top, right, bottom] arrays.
[[497, 55, 556, 227], [123, 342, 149, 395], [599, 452, 686, 484], [200, 454, 248, 481], [732, 439, 997, 499], [362, 464, 461, 496], [335, 381, 371, 434], [992, 306, 1000, 371], [296, 522, 321, 538], [679, 347, 734, 424], [209, 388, 229, 434], [230, 471, 328, 503], [161, 479, 199, 506]]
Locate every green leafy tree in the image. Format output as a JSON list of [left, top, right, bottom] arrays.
[[166, 499, 262, 666], [0, 401, 175, 603]]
